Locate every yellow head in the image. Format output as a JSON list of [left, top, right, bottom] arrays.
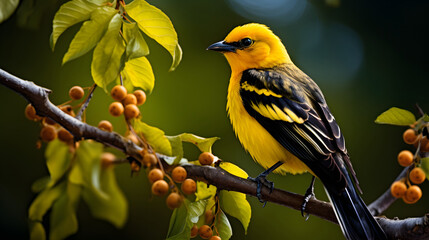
[[207, 23, 292, 73]]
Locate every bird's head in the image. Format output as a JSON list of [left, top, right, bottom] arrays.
[[207, 23, 292, 73]]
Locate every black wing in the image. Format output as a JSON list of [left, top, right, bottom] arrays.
[[240, 64, 358, 193]]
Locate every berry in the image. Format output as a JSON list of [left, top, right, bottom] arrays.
[[148, 168, 164, 184], [190, 225, 198, 238], [199, 152, 215, 166], [142, 152, 157, 167], [60, 105, 75, 117], [40, 125, 57, 142], [181, 178, 196, 195], [101, 152, 116, 168], [166, 192, 182, 209], [198, 225, 213, 239], [134, 90, 146, 105], [126, 134, 140, 145], [209, 236, 221, 240], [397, 150, 414, 167], [122, 94, 137, 106], [58, 128, 74, 142], [111, 85, 127, 101], [25, 104, 41, 121], [109, 102, 124, 117], [205, 209, 214, 224], [390, 181, 407, 198], [403, 129, 419, 145], [98, 120, 113, 132], [404, 185, 422, 203], [171, 166, 187, 183], [130, 161, 141, 172], [69, 86, 84, 100], [151, 180, 169, 196], [124, 104, 140, 119], [420, 137, 429, 152], [409, 167, 426, 184]]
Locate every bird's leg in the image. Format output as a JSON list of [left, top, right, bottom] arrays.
[[301, 176, 316, 220], [248, 161, 283, 206]]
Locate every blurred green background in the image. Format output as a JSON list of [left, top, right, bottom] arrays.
[[1, 0, 428, 239]]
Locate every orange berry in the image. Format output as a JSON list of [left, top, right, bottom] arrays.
[[181, 178, 196, 195], [111, 85, 127, 101], [40, 125, 57, 142], [98, 120, 113, 132], [148, 168, 164, 184], [101, 152, 116, 168], [124, 104, 140, 119], [25, 104, 41, 121], [58, 128, 74, 142], [404, 185, 422, 203], [409, 167, 426, 184], [126, 133, 140, 145], [122, 94, 137, 106], [171, 166, 187, 183], [190, 225, 198, 238], [134, 90, 146, 105], [69, 86, 84, 100], [198, 225, 213, 239], [60, 105, 75, 117], [152, 180, 169, 196], [130, 161, 141, 172], [205, 209, 214, 224], [199, 152, 215, 166], [397, 150, 414, 167], [403, 129, 419, 144], [166, 192, 182, 209], [390, 181, 407, 198], [109, 102, 124, 117], [142, 152, 158, 167], [420, 137, 429, 152], [209, 236, 221, 240]]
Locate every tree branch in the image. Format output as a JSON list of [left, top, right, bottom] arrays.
[[1, 68, 428, 240]]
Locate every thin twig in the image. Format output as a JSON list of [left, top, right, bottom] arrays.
[[76, 84, 97, 121]]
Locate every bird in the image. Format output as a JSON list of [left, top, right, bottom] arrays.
[[207, 23, 387, 240]]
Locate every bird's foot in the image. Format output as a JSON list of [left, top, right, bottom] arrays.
[[248, 174, 275, 207], [301, 176, 316, 221]]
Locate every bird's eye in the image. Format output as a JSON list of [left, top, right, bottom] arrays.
[[240, 38, 253, 47]]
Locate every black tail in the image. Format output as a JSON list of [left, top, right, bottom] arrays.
[[325, 170, 387, 240]]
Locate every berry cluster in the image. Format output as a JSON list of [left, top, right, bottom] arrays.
[[109, 85, 146, 119], [390, 128, 428, 204], [25, 85, 114, 145]]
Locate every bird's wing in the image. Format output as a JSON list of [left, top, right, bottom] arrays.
[[240, 64, 358, 192]]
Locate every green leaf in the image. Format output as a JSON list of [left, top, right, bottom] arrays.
[[49, 183, 81, 240], [375, 107, 416, 126], [31, 176, 51, 193], [132, 119, 172, 156], [70, 140, 104, 187], [122, 56, 155, 93], [188, 200, 208, 224], [0, 0, 19, 23], [177, 133, 220, 153], [45, 139, 72, 186], [166, 199, 189, 239], [215, 210, 233, 240], [51, 0, 102, 50], [421, 157, 429, 180], [63, 6, 117, 64], [29, 221, 46, 240], [123, 21, 149, 60], [82, 164, 128, 228], [165, 135, 184, 165], [91, 13, 126, 90], [28, 182, 66, 221], [125, 0, 182, 71], [195, 181, 217, 201], [219, 190, 251, 233]]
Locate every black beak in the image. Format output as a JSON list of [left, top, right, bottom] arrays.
[[207, 41, 237, 52]]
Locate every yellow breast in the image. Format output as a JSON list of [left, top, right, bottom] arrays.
[[227, 73, 310, 175]]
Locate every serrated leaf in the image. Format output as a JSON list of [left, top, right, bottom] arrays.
[[220, 162, 248, 179], [29, 221, 46, 240], [421, 157, 429, 180], [91, 13, 125, 90], [0, 0, 19, 23], [132, 119, 172, 156], [45, 139, 72, 186], [375, 107, 416, 126], [178, 133, 219, 153], [123, 21, 149, 60], [49, 183, 81, 240], [125, 0, 182, 71], [28, 182, 66, 221], [122, 56, 154, 93], [51, 0, 102, 50], [219, 190, 251, 233], [215, 210, 233, 240], [62, 6, 117, 64], [195, 181, 217, 201]]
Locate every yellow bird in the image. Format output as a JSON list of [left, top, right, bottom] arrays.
[[207, 23, 386, 240]]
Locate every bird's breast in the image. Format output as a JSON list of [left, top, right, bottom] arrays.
[[227, 73, 310, 175]]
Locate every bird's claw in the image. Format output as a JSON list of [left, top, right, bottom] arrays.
[[300, 187, 315, 220], [248, 175, 275, 207]]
